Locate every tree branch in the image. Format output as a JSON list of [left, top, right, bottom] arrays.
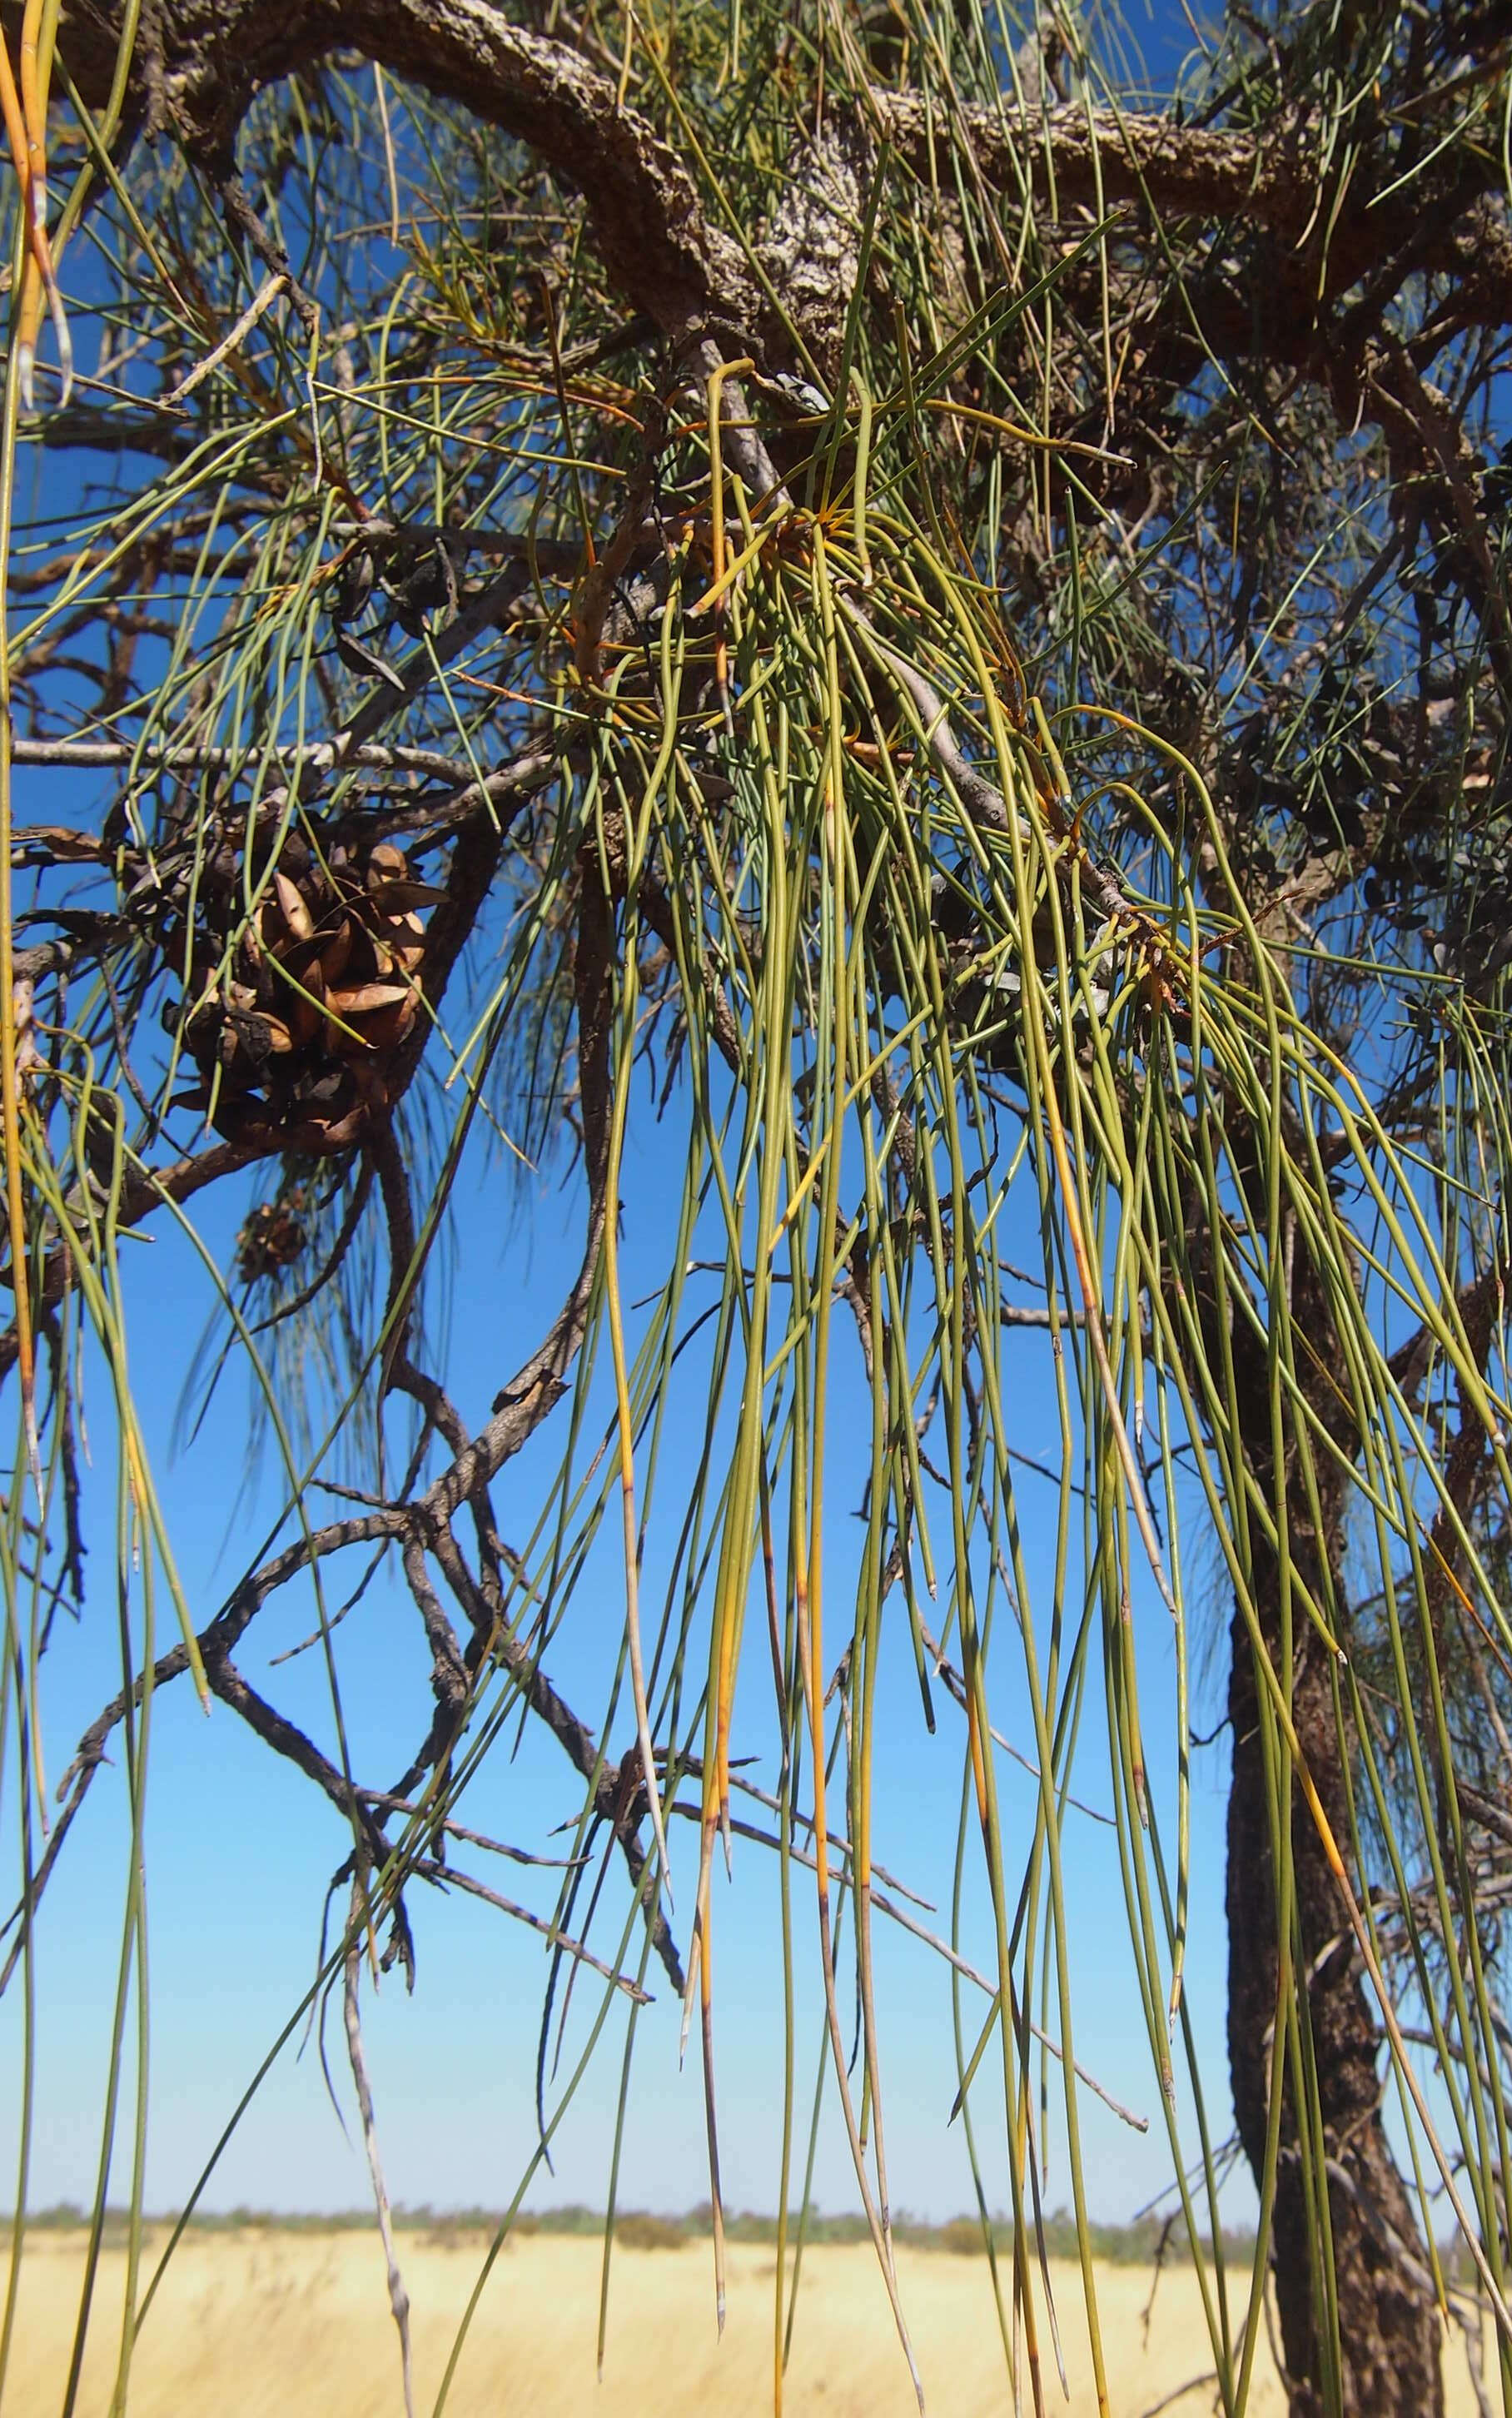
[[63, 0, 762, 339], [876, 93, 1512, 327]]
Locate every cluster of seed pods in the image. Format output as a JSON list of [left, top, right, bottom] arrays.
[[179, 835, 443, 1153]]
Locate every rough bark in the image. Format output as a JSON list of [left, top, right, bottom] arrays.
[[57, 0, 1512, 373], [1221, 1261, 1445, 2416], [1227, 1611, 1445, 2416], [63, 0, 762, 336], [877, 90, 1512, 326]]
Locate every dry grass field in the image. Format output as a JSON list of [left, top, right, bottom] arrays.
[[2, 2226, 1491, 2417]]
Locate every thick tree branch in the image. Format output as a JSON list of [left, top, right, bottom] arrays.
[[64, 0, 761, 337], [877, 94, 1512, 326]]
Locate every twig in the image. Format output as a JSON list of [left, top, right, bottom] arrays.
[[162, 271, 289, 405], [407, 1858, 652, 2002], [1132, 2376, 1221, 2418], [343, 1893, 415, 2418], [356, 1793, 587, 1868]]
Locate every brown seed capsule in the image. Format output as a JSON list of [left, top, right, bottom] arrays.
[[353, 991, 420, 1052], [273, 869, 314, 943], [366, 877, 445, 913], [327, 979, 413, 1016], [317, 921, 354, 985]]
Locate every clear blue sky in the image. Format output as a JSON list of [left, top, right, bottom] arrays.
[[1, 1065, 1241, 2231]]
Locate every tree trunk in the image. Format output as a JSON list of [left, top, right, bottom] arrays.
[[1197, 1147, 1447, 2417], [1226, 1597, 1445, 2416]]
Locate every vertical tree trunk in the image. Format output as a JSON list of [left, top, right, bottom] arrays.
[[1196, 1145, 1447, 2417], [1226, 1596, 1445, 2416]]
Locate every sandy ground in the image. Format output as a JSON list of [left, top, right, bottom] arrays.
[[2, 2226, 1490, 2416]]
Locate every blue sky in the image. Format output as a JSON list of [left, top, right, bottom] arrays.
[[0, 1049, 1243, 2233], [0, 0, 1258, 2267]]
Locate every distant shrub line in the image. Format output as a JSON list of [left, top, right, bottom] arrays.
[[17, 2202, 1252, 2264]]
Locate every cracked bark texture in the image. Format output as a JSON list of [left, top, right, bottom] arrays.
[[1187, 1037, 1451, 2418], [1223, 1424, 1446, 2414], [1226, 1601, 1445, 2417], [66, 0, 762, 334], [59, 0, 1512, 375]]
